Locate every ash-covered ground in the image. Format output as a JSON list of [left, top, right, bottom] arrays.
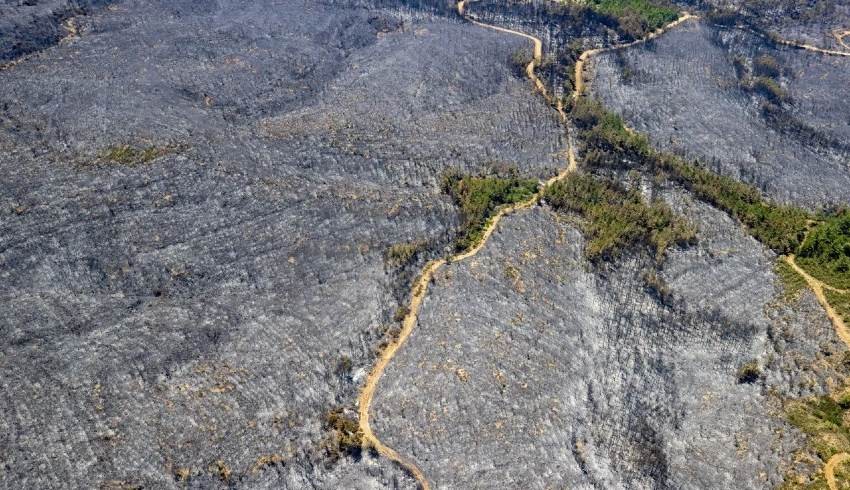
[[684, 0, 850, 52], [0, 0, 117, 63], [590, 19, 850, 209], [0, 0, 565, 487], [372, 196, 843, 488], [3, 0, 849, 489]]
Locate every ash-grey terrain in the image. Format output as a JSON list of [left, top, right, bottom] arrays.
[[689, 0, 850, 51], [372, 196, 843, 488], [591, 18, 850, 209], [3, 0, 850, 489], [1, 0, 564, 487]]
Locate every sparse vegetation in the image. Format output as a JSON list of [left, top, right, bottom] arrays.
[[504, 263, 524, 292], [751, 76, 790, 104], [98, 144, 177, 166], [642, 269, 672, 304], [208, 460, 231, 481], [783, 384, 850, 487], [173, 467, 192, 482], [760, 101, 846, 151], [559, 40, 584, 94], [731, 53, 800, 137], [510, 48, 533, 75], [705, 8, 738, 26], [386, 241, 426, 268], [775, 260, 807, 301], [568, 97, 811, 255], [334, 356, 353, 377], [545, 173, 694, 261], [393, 305, 409, 323], [442, 170, 538, 252], [825, 290, 850, 326], [570, 97, 652, 164], [250, 454, 286, 473], [753, 54, 781, 78], [787, 394, 850, 461], [321, 408, 363, 461], [658, 153, 809, 254], [725, 0, 838, 27]]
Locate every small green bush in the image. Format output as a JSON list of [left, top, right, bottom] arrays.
[[751, 76, 790, 104], [753, 54, 781, 78], [642, 270, 672, 304], [797, 210, 850, 290], [393, 306, 410, 323], [334, 356, 353, 377], [731, 55, 748, 79], [322, 408, 363, 460], [510, 48, 533, 75], [570, 96, 607, 129], [736, 360, 761, 384], [386, 241, 425, 268]]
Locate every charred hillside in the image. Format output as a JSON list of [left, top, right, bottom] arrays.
[[2, 0, 850, 489]]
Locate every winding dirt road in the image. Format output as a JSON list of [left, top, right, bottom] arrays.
[[783, 255, 850, 349], [356, 4, 696, 488], [356, 258, 442, 490], [783, 253, 850, 489], [459, 1, 547, 98], [826, 452, 850, 490], [573, 13, 698, 99], [356, 6, 559, 488], [772, 35, 850, 57]]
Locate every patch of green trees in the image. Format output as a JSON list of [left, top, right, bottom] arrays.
[[545, 173, 694, 261], [441, 170, 539, 252]]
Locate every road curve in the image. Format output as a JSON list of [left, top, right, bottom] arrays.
[[783, 254, 850, 489], [783, 255, 850, 350], [826, 452, 850, 490], [573, 13, 699, 99], [357, 3, 566, 488], [357, 5, 713, 489]]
